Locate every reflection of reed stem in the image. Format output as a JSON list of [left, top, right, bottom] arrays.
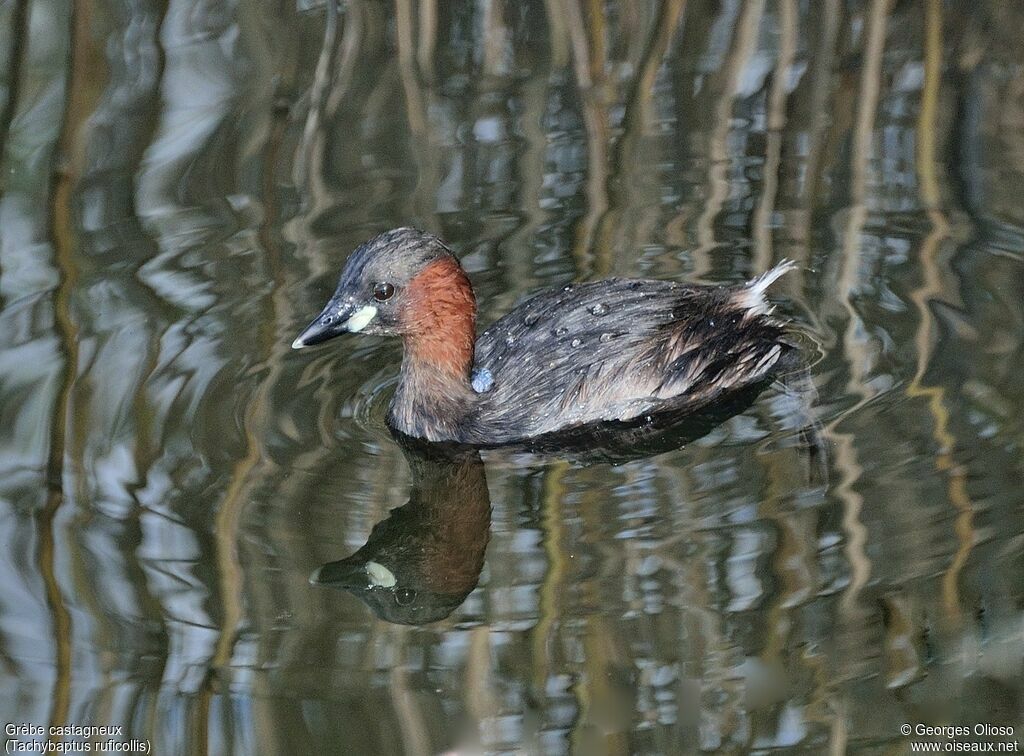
[[296, 0, 340, 193], [296, 1, 365, 281], [569, 479, 625, 752], [390, 650, 431, 756], [694, 0, 765, 277], [904, 0, 972, 627], [835, 435, 869, 617], [662, 542, 743, 745], [753, 0, 797, 273], [203, 441, 255, 708], [656, 463, 740, 747], [562, 0, 593, 90], [465, 626, 499, 732], [40, 0, 101, 740], [205, 236, 291, 734], [201, 39, 297, 750], [542, 0, 570, 69], [396, 0, 435, 226], [847, 1, 891, 206], [562, 0, 608, 275], [833, 0, 892, 618], [881, 592, 920, 687], [586, 0, 604, 73], [416, 0, 437, 82], [789, 0, 841, 277], [500, 72, 552, 303], [829, 697, 848, 754], [575, 616, 630, 755], [298, 0, 352, 254], [597, 0, 686, 276], [760, 516, 814, 660], [532, 463, 568, 698], [396, 0, 426, 134], [633, 0, 686, 127], [745, 25, 835, 678], [482, 0, 507, 77], [38, 293, 75, 740]]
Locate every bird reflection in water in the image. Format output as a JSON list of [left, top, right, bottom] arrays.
[[311, 440, 491, 625], [311, 373, 822, 626]]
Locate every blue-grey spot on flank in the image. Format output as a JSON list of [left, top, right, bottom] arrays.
[[471, 367, 494, 393]]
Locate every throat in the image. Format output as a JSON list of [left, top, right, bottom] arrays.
[[405, 320, 475, 381], [391, 349, 477, 441], [400, 255, 478, 384], [390, 256, 480, 441], [398, 310, 477, 407]]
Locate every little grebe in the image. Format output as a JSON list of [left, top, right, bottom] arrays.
[[293, 228, 800, 444]]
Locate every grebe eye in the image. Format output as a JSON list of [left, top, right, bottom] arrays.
[[373, 282, 395, 302], [395, 588, 416, 606]]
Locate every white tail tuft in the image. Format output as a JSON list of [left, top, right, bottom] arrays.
[[735, 258, 797, 315]]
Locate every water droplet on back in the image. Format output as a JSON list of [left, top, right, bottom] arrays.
[[523, 312, 539, 327], [554, 326, 569, 337], [588, 302, 608, 316], [599, 332, 615, 342], [570, 337, 582, 348]]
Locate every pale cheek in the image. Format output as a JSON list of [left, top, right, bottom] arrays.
[[346, 305, 378, 332], [365, 561, 397, 588]]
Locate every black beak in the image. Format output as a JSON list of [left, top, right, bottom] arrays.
[[291, 295, 365, 349]]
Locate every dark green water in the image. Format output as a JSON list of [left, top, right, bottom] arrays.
[[1, 1, 1022, 754]]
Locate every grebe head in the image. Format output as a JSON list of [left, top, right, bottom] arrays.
[[292, 227, 466, 349]]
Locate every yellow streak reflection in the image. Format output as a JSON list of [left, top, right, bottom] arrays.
[[832, 0, 892, 617], [903, 0, 972, 626], [42, 0, 106, 741]]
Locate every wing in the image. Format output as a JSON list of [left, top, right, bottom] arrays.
[[467, 278, 792, 442]]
